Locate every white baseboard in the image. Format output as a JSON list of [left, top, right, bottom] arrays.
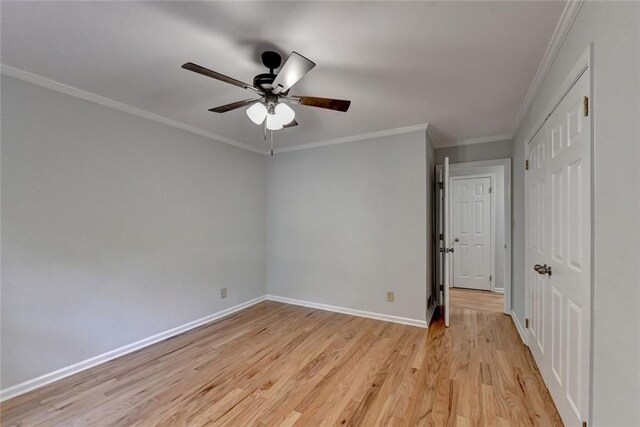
[[0, 295, 267, 402], [1, 294, 429, 402], [266, 295, 428, 328], [511, 311, 528, 345]]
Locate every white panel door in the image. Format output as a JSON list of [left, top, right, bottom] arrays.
[[443, 157, 451, 327], [526, 122, 549, 378], [451, 177, 491, 290], [545, 69, 591, 427], [526, 70, 591, 427]]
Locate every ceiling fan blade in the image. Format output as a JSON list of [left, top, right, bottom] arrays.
[[208, 99, 260, 113], [182, 62, 260, 93], [271, 52, 316, 94], [294, 96, 351, 112], [283, 119, 299, 129]]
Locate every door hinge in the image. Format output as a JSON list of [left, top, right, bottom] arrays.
[[439, 233, 444, 241], [489, 275, 492, 282], [525, 159, 529, 171], [583, 96, 589, 117], [525, 318, 529, 328], [488, 186, 492, 194], [438, 182, 444, 190]]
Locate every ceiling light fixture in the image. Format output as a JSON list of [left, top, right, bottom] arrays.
[[266, 112, 284, 131], [275, 103, 295, 126], [246, 102, 268, 125], [247, 101, 295, 131]]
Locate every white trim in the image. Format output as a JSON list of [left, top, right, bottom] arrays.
[[0, 295, 267, 402], [273, 124, 430, 154], [511, 312, 528, 345], [1, 65, 433, 156], [266, 295, 428, 328], [0, 64, 268, 155], [435, 133, 513, 149], [523, 47, 591, 148], [510, 0, 585, 136]]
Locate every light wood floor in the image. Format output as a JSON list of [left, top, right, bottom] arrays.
[[450, 287, 504, 313], [1, 301, 562, 426]]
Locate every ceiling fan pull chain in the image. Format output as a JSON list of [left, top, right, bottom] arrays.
[[270, 131, 274, 157]]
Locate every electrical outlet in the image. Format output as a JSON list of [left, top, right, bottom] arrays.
[[221, 288, 227, 299], [386, 291, 394, 302]]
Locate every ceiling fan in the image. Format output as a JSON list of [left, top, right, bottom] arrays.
[[182, 51, 351, 136]]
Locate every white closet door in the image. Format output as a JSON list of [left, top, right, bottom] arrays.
[[527, 70, 591, 427], [452, 177, 491, 290], [545, 70, 591, 427], [527, 120, 550, 375]]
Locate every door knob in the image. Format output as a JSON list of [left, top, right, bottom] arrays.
[[540, 264, 552, 276], [534, 264, 552, 276], [454, 238, 459, 242]]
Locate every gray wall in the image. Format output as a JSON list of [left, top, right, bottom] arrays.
[[1, 76, 267, 389], [267, 131, 431, 321], [434, 139, 512, 164], [511, 2, 640, 424]]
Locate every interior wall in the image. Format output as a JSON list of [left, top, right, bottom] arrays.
[[1, 76, 267, 389], [511, 2, 640, 424], [434, 139, 512, 164], [266, 131, 430, 322]]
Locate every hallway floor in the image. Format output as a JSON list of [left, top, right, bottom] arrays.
[[450, 287, 504, 313]]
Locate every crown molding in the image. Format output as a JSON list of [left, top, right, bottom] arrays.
[[274, 123, 430, 154], [435, 133, 513, 149], [510, 0, 584, 136], [1, 64, 268, 155], [2, 65, 429, 156]]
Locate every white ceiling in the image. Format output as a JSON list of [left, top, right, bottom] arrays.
[[1, 1, 565, 151]]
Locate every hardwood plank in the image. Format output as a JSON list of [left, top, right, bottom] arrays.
[[0, 300, 562, 426]]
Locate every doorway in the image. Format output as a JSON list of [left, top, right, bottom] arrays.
[[435, 158, 512, 316], [451, 174, 493, 291]]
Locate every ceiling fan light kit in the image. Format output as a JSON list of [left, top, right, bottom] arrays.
[[182, 50, 351, 152], [246, 102, 267, 125]]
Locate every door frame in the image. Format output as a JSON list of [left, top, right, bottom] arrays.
[[523, 45, 592, 344], [449, 173, 496, 292], [435, 158, 512, 314], [522, 44, 593, 423]]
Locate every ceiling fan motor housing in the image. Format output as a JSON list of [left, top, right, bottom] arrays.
[[253, 73, 276, 91], [261, 51, 282, 71]]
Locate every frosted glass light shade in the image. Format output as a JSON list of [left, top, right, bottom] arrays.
[[274, 103, 295, 126], [266, 113, 283, 130], [246, 102, 267, 125]]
